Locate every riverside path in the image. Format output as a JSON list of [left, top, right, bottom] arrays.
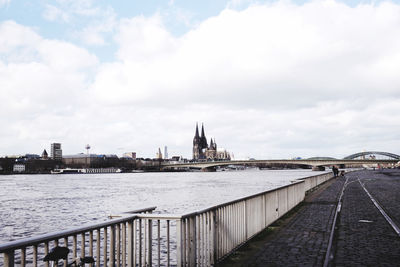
[[221, 169, 400, 266]]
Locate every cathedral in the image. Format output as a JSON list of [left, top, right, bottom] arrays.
[[192, 123, 230, 161]]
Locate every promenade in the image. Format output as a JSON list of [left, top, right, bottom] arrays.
[[221, 169, 400, 266]]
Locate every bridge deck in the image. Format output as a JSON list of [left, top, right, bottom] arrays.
[[163, 159, 397, 169], [220, 169, 400, 266]]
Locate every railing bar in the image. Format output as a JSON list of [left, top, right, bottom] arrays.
[[147, 219, 152, 267], [117, 224, 121, 267], [230, 205, 232, 251], [176, 220, 182, 267], [21, 247, 26, 267], [228, 205, 231, 252], [138, 219, 142, 267], [132, 220, 137, 267], [109, 225, 115, 267], [183, 219, 187, 265], [213, 209, 217, 263], [73, 235, 77, 259], [157, 220, 160, 267], [122, 223, 126, 267], [208, 211, 212, 266], [63, 239, 68, 267], [223, 207, 226, 255], [44, 242, 49, 267], [89, 231, 93, 267], [167, 220, 170, 267], [233, 203, 236, 249], [81, 233, 86, 258], [144, 219, 147, 266], [237, 202, 240, 245], [204, 212, 208, 266], [33, 244, 37, 267], [199, 214, 203, 266], [103, 227, 108, 266], [204, 213, 208, 266], [4, 250, 15, 267], [96, 229, 100, 267]]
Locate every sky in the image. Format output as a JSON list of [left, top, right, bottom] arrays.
[[1, 0, 400, 160]]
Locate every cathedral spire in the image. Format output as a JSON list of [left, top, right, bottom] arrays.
[[200, 123, 208, 149], [201, 123, 205, 138], [195, 122, 199, 138]]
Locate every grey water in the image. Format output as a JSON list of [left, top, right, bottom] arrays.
[[0, 169, 326, 244]]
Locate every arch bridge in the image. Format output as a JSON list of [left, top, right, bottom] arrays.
[[343, 151, 400, 160]]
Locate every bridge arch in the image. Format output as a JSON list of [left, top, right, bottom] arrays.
[[343, 151, 400, 160]]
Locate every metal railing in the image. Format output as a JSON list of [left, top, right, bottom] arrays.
[[1, 173, 334, 266], [0, 207, 156, 267]]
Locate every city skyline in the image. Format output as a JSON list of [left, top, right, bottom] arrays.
[[1, 0, 400, 159]]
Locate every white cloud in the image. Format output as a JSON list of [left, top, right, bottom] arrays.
[[0, 21, 98, 155], [89, 1, 400, 110], [43, 4, 70, 22], [0, 0, 10, 7], [2, 1, 400, 159], [74, 8, 117, 46]]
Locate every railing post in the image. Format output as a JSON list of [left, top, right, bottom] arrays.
[[189, 216, 197, 266], [244, 199, 248, 239], [176, 219, 182, 267], [109, 225, 115, 267], [127, 221, 133, 267], [212, 209, 218, 265], [4, 250, 15, 267], [147, 219, 153, 266]]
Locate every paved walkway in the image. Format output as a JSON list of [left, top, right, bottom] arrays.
[[221, 169, 400, 266]]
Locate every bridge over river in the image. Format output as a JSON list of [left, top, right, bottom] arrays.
[[162, 151, 400, 171], [162, 159, 397, 171]]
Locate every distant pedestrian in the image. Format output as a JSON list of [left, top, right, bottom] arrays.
[[332, 166, 338, 177]]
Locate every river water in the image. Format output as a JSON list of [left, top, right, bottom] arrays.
[[0, 169, 326, 244]]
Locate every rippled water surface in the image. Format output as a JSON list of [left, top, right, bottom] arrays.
[[0, 169, 325, 243]]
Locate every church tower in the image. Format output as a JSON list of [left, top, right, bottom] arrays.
[[193, 123, 201, 160]]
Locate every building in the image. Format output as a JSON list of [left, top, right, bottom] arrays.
[[42, 149, 48, 159], [192, 123, 231, 161], [63, 154, 119, 168], [13, 164, 25, 173], [156, 148, 163, 160], [164, 146, 168, 160], [123, 152, 136, 159], [51, 143, 62, 160]]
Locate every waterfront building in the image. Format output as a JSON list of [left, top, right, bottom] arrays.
[[13, 164, 25, 173], [192, 123, 231, 161], [51, 143, 62, 160], [123, 152, 136, 159], [42, 149, 48, 159], [63, 154, 119, 168], [164, 146, 168, 160], [156, 148, 163, 159]]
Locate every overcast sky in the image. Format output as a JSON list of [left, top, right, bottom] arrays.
[[1, 0, 400, 160]]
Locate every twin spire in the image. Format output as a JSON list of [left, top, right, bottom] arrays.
[[192, 123, 218, 160], [193, 123, 216, 150]]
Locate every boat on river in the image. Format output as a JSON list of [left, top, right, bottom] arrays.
[[51, 168, 122, 174]]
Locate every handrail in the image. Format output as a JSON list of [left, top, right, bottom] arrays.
[[0, 206, 156, 252], [0, 215, 136, 252], [181, 180, 306, 219]]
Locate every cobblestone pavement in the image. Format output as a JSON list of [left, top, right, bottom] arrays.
[[239, 170, 400, 267], [246, 176, 345, 267], [334, 170, 400, 266]]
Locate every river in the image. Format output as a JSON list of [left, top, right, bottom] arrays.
[[0, 169, 326, 244]]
